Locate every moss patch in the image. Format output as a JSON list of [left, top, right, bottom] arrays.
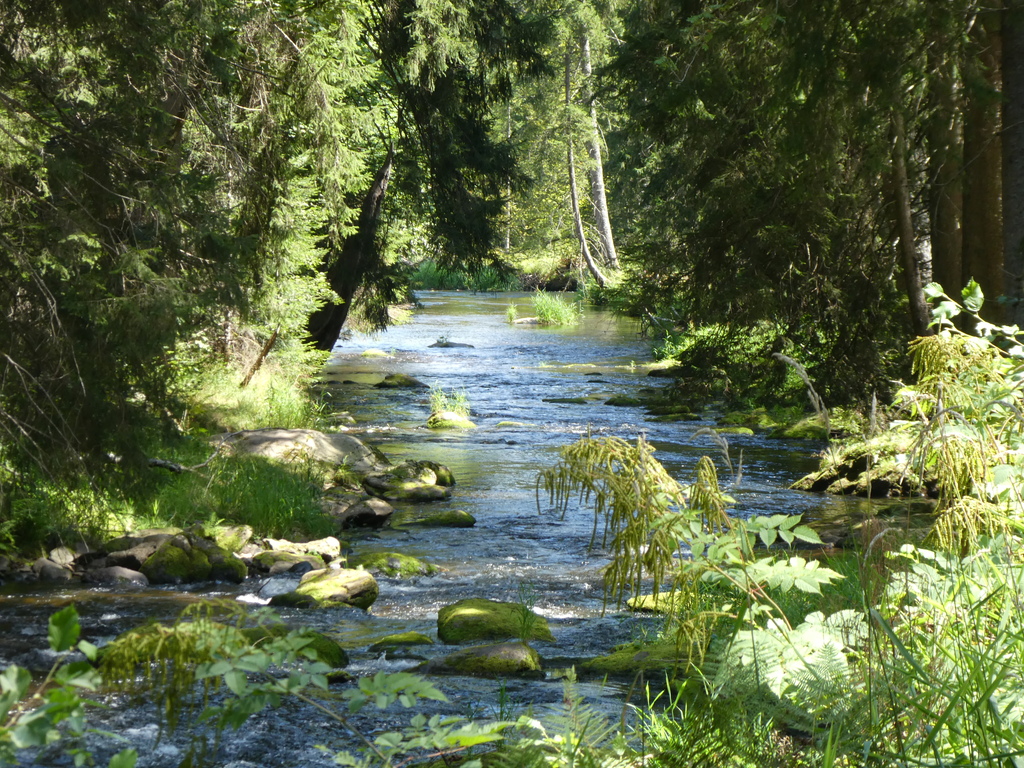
[[140, 541, 211, 585], [416, 642, 542, 678], [270, 568, 379, 610], [768, 416, 829, 440], [369, 631, 434, 653], [437, 598, 555, 644], [427, 412, 477, 430], [604, 395, 643, 407], [580, 640, 693, 677], [347, 551, 439, 578]]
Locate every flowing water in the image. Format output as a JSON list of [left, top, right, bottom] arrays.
[[2, 292, 908, 767]]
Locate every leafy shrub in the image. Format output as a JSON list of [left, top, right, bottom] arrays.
[[532, 291, 582, 326]]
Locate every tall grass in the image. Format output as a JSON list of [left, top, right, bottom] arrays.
[[428, 386, 470, 418], [411, 260, 520, 291], [532, 291, 582, 326]]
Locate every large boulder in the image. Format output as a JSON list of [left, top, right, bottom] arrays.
[[437, 598, 555, 644], [82, 566, 149, 586], [368, 632, 434, 655], [215, 429, 390, 473], [140, 537, 211, 585], [415, 642, 542, 678], [269, 568, 378, 610], [579, 640, 693, 678]]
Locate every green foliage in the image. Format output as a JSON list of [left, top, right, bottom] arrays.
[[149, 454, 332, 540], [411, 260, 521, 292], [2, 606, 137, 768]]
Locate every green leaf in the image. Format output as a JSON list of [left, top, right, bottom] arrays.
[[108, 749, 138, 768], [924, 282, 946, 299], [932, 301, 961, 324], [48, 605, 80, 653], [962, 279, 984, 313], [224, 669, 249, 695]]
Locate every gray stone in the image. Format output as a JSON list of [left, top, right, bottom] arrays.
[[214, 428, 390, 473], [82, 566, 149, 586]]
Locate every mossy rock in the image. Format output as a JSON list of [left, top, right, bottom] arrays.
[[270, 567, 379, 610], [604, 395, 642, 407], [416, 460, 456, 486], [348, 551, 439, 578], [263, 536, 343, 561], [714, 426, 755, 436], [415, 642, 542, 678], [363, 462, 452, 502], [361, 349, 390, 358], [241, 625, 349, 668], [392, 509, 476, 528], [201, 524, 253, 554], [375, 373, 428, 388], [646, 412, 701, 423], [427, 411, 477, 430], [194, 541, 248, 583], [580, 640, 693, 677], [542, 397, 588, 405], [140, 540, 211, 585], [368, 631, 435, 654], [253, 550, 327, 575], [437, 598, 555, 644], [768, 416, 829, 440], [644, 405, 693, 417]]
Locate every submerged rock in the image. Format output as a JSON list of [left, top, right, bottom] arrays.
[[415, 642, 542, 679], [391, 509, 476, 528], [579, 640, 692, 677], [368, 631, 434, 654], [428, 341, 475, 348], [604, 395, 643, 407], [374, 373, 428, 389], [347, 551, 439, 578], [437, 598, 555, 644]]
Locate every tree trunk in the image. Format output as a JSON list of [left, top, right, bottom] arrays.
[[1004, 0, 1024, 323], [565, 47, 606, 288], [307, 146, 395, 351], [580, 34, 619, 271], [892, 111, 932, 337], [926, 28, 963, 298], [962, 9, 1004, 316]]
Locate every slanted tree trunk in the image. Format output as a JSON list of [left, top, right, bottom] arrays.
[[307, 146, 395, 350], [566, 48, 606, 288], [580, 34, 618, 271], [1004, 0, 1024, 323], [962, 9, 1004, 314], [892, 111, 932, 337]]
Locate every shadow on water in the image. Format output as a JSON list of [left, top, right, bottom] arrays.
[[4, 291, 909, 766]]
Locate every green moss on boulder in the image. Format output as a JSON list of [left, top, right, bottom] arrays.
[[580, 640, 692, 677], [437, 598, 555, 644], [427, 411, 477, 430], [604, 395, 642, 407], [347, 552, 439, 578], [253, 550, 327, 575], [768, 416, 829, 440], [415, 642, 542, 678], [140, 539, 211, 585], [368, 631, 434, 654]]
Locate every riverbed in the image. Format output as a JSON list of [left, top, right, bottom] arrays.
[[3, 291, 888, 767]]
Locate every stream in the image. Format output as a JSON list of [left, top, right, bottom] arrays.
[[3, 292, 895, 767]]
